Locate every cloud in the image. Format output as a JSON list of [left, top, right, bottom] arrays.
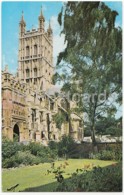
[[45, 16, 66, 66], [53, 34, 67, 66], [46, 16, 61, 35], [45, 20, 49, 31], [51, 16, 61, 35]]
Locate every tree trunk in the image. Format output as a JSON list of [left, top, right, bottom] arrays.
[[91, 126, 96, 144], [91, 125, 98, 152]]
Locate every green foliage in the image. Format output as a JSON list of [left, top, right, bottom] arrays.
[[13, 133, 19, 142], [16, 151, 41, 166], [49, 141, 58, 150], [58, 135, 76, 158], [2, 156, 18, 168], [48, 141, 58, 157], [2, 141, 56, 168], [52, 72, 62, 85], [84, 116, 122, 137], [27, 142, 42, 156], [95, 116, 122, 136], [105, 127, 122, 137], [107, 143, 122, 161], [90, 146, 122, 161], [56, 163, 122, 192], [93, 150, 117, 160], [2, 140, 19, 159], [56, 1, 122, 144], [53, 112, 66, 129], [84, 127, 91, 136], [3, 151, 43, 168]]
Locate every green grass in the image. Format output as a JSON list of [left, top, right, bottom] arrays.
[[2, 159, 117, 192]]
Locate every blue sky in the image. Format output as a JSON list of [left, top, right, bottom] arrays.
[[2, 1, 122, 74], [2, 1, 64, 73]]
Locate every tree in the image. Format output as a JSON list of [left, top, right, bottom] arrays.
[[95, 116, 122, 136], [54, 2, 122, 146], [58, 135, 75, 158]]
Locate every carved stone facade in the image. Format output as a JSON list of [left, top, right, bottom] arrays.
[[2, 9, 83, 145]]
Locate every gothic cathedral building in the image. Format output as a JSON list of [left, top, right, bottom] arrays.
[[2, 9, 83, 145]]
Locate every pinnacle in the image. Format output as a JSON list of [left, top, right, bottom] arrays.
[[39, 5, 45, 21], [20, 10, 26, 25]]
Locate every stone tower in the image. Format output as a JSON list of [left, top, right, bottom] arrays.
[[18, 9, 53, 91]]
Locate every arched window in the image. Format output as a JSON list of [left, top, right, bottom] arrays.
[[34, 45, 37, 55], [26, 68, 30, 78], [34, 68, 37, 77], [41, 131, 44, 139], [40, 111, 43, 123], [40, 81, 43, 90], [50, 100, 54, 110], [53, 134, 56, 140], [26, 46, 30, 57], [34, 78, 37, 85], [13, 124, 20, 142], [32, 109, 36, 123]]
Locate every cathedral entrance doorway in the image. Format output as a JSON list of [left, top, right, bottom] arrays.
[[13, 124, 20, 142]]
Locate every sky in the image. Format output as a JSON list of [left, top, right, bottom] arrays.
[[2, 1, 122, 74], [2, 1, 65, 73]]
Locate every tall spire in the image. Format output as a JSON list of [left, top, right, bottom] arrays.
[[20, 11, 26, 26], [47, 19, 52, 34], [39, 6, 45, 22], [38, 6, 45, 32], [48, 20, 51, 29], [19, 11, 26, 36], [40, 5, 43, 15], [21, 11, 24, 21]]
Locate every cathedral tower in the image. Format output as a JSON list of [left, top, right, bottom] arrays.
[[18, 8, 53, 91]]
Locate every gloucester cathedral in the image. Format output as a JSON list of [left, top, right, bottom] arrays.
[[2, 9, 83, 145]]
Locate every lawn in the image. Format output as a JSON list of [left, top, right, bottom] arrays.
[[2, 159, 117, 192]]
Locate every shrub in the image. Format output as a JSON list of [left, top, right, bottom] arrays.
[[2, 156, 19, 168], [2, 141, 56, 168], [89, 143, 122, 161], [27, 142, 42, 156], [90, 149, 122, 161], [56, 163, 122, 192], [107, 143, 122, 161], [17, 151, 41, 166], [2, 140, 19, 159], [58, 135, 76, 158], [48, 141, 58, 151], [95, 150, 115, 160]]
